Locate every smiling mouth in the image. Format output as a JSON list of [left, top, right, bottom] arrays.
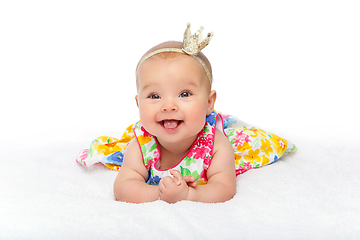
[[159, 120, 183, 130]]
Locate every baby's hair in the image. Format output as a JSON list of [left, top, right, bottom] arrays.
[[136, 41, 213, 90]]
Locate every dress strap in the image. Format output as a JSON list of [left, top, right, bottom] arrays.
[[133, 122, 159, 171]]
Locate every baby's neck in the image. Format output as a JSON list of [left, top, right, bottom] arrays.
[[156, 136, 197, 170]]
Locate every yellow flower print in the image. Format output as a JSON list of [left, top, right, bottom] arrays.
[[196, 179, 207, 185], [243, 128, 267, 138], [236, 141, 252, 153], [126, 124, 134, 133], [260, 139, 273, 156], [234, 153, 242, 165], [269, 133, 288, 156], [104, 163, 121, 171], [244, 149, 261, 164], [115, 124, 135, 143], [261, 155, 270, 165], [93, 140, 124, 156], [98, 136, 118, 144], [138, 135, 152, 145], [120, 131, 133, 143]]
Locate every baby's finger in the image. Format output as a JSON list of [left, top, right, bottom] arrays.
[[183, 176, 194, 183], [160, 176, 173, 188], [183, 176, 198, 188], [169, 169, 182, 186], [188, 182, 198, 188]]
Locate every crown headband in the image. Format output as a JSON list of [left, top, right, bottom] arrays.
[[136, 23, 213, 84]]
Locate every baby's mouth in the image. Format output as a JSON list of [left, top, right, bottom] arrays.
[[160, 120, 183, 130]]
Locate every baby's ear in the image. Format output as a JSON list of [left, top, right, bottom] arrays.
[[207, 90, 217, 115], [135, 95, 139, 107]]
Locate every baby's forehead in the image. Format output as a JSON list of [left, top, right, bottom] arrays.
[[136, 41, 213, 90], [137, 55, 211, 91]]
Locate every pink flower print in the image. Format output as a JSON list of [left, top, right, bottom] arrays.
[[76, 149, 89, 166], [141, 126, 153, 137], [153, 149, 160, 161], [234, 130, 251, 146], [203, 156, 211, 167], [196, 133, 214, 148], [199, 169, 208, 182], [236, 162, 253, 175], [186, 147, 196, 158], [243, 161, 253, 169], [145, 159, 154, 169], [235, 168, 243, 175], [194, 146, 210, 160], [219, 113, 231, 119]]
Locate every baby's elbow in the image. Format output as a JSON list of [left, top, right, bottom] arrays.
[[113, 181, 124, 202], [221, 188, 236, 203], [114, 190, 121, 202], [220, 182, 236, 203], [114, 188, 129, 202], [228, 187, 236, 201], [206, 183, 236, 203], [114, 190, 120, 202]]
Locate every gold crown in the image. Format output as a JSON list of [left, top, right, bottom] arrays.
[[182, 23, 213, 56]]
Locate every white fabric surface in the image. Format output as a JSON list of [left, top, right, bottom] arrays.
[[1, 0, 360, 239], [1, 125, 359, 239]]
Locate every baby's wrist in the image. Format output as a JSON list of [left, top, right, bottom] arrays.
[[186, 185, 197, 201]]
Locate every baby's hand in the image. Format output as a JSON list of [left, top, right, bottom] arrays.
[[183, 175, 198, 188], [159, 170, 191, 203], [169, 170, 198, 188]]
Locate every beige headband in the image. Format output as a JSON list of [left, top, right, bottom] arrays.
[[136, 23, 213, 85]]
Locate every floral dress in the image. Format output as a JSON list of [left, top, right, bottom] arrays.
[[135, 112, 217, 185], [76, 111, 297, 185]]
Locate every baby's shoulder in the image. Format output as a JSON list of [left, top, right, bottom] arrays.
[[207, 129, 236, 177], [123, 138, 145, 166], [213, 129, 233, 155]]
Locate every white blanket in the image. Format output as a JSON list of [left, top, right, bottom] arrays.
[[1, 1, 359, 239], [1, 124, 359, 239]]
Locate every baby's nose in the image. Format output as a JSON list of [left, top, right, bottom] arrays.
[[161, 100, 178, 112]]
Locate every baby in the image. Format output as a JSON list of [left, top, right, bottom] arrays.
[[77, 23, 297, 204], [113, 33, 237, 203]]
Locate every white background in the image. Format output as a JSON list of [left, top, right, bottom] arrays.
[[1, 1, 360, 239], [1, 0, 359, 144]]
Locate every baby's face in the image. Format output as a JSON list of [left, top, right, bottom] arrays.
[[136, 54, 215, 145]]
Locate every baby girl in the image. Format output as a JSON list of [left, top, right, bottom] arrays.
[[77, 23, 297, 204]]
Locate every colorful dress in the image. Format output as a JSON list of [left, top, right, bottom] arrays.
[[76, 111, 297, 185]]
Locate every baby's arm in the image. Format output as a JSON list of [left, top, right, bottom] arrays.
[[187, 129, 236, 203], [113, 138, 158, 203]]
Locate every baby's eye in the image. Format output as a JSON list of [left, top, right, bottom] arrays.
[[179, 91, 191, 98], [149, 93, 160, 99]]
